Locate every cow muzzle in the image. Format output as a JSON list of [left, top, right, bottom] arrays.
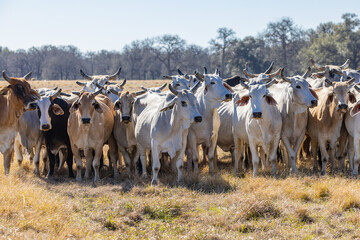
[[310, 100, 318, 108], [337, 104, 348, 113], [252, 112, 262, 119], [224, 93, 232, 102], [122, 116, 131, 123], [82, 118, 91, 124], [194, 116, 202, 123], [41, 124, 51, 131]]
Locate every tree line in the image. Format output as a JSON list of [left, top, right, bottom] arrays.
[[1, 13, 359, 80]]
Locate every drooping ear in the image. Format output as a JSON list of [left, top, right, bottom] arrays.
[[70, 101, 80, 113], [160, 98, 177, 112], [326, 93, 334, 105], [93, 100, 103, 113], [309, 88, 319, 100], [265, 95, 277, 105], [349, 92, 357, 104], [351, 102, 360, 117], [28, 102, 38, 110], [313, 73, 325, 78], [223, 82, 234, 93], [235, 96, 250, 106], [52, 104, 64, 115], [114, 100, 121, 110]]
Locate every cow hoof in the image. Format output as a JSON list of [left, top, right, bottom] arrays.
[[141, 174, 147, 179], [151, 179, 158, 186], [45, 174, 53, 179], [321, 171, 326, 176], [76, 177, 82, 182]]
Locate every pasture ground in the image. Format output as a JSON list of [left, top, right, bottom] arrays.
[[0, 80, 360, 239]]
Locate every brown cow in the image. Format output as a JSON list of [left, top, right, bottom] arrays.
[[0, 71, 39, 174], [307, 79, 356, 175], [68, 92, 118, 181]]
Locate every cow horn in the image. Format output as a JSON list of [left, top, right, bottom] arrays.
[[340, 59, 350, 69], [94, 89, 102, 96], [60, 92, 71, 97], [53, 87, 58, 91], [346, 77, 356, 85], [177, 69, 184, 75], [163, 75, 172, 80], [325, 78, 333, 86], [2, 71, 11, 83], [109, 88, 119, 95], [108, 67, 122, 80], [50, 88, 62, 101], [169, 84, 178, 96], [239, 80, 249, 90], [184, 74, 189, 80], [23, 71, 33, 81], [72, 91, 81, 96], [264, 61, 274, 74], [141, 86, 148, 91], [80, 69, 92, 80], [135, 90, 147, 96], [354, 85, 360, 93], [190, 80, 201, 93], [203, 67, 208, 74], [243, 64, 257, 78], [215, 68, 219, 75], [267, 68, 282, 78], [95, 82, 103, 89], [195, 72, 204, 82], [302, 67, 312, 79], [159, 83, 167, 90], [119, 79, 126, 87], [266, 79, 277, 88], [310, 58, 325, 71], [281, 68, 291, 83], [76, 81, 86, 86]]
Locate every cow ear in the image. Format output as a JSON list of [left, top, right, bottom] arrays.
[[349, 93, 357, 104], [351, 102, 360, 117], [265, 95, 277, 105], [93, 101, 103, 113], [326, 93, 334, 105], [160, 98, 177, 112], [70, 101, 79, 113], [235, 96, 250, 106], [223, 82, 234, 93], [52, 104, 64, 115], [309, 88, 319, 100], [114, 100, 121, 110]]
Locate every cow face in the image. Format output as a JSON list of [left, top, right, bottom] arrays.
[[36, 98, 64, 131], [70, 92, 102, 125], [195, 72, 233, 102], [327, 80, 356, 113], [311, 59, 350, 82], [2, 71, 39, 110], [114, 92, 136, 124], [77, 67, 123, 92], [235, 81, 277, 119], [288, 77, 318, 108]]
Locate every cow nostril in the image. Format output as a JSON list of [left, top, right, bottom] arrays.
[[339, 104, 348, 109], [225, 94, 232, 99], [122, 116, 131, 123], [82, 118, 91, 124], [311, 100, 318, 106], [41, 124, 50, 131], [194, 116, 202, 123], [253, 112, 262, 118]]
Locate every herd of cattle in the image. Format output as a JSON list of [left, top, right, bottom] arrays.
[[2, 58, 360, 185]]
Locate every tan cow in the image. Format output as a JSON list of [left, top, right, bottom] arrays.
[[307, 79, 356, 175], [0, 71, 39, 174], [68, 92, 118, 181]]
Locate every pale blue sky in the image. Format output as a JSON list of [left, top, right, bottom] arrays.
[[0, 0, 359, 52]]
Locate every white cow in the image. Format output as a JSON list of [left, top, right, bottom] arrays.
[[134, 83, 201, 185]]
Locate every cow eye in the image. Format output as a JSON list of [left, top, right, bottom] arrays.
[[333, 91, 336, 95], [263, 95, 266, 98], [181, 101, 187, 107], [330, 72, 334, 78], [14, 84, 25, 96], [175, 83, 180, 87], [193, 79, 196, 82], [211, 82, 215, 85], [296, 85, 301, 89]]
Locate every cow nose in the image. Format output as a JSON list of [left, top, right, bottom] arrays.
[[338, 104, 348, 109], [225, 93, 232, 99], [194, 116, 202, 123], [82, 118, 91, 124], [311, 100, 318, 107], [252, 112, 262, 119], [122, 116, 131, 123], [41, 124, 51, 131]]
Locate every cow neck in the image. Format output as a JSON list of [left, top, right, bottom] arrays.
[[0, 88, 25, 126], [168, 103, 189, 136], [196, 90, 220, 119]]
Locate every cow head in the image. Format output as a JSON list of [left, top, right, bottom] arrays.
[[242, 62, 282, 84], [139, 83, 167, 94], [160, 83, 202, 123], [325, 79, 356, 113], [194, 68, 233, 103], [163, 74, 190, 91], [2, 71, 39, 110], [310, 58, 350, 82], [77, 67, 123, 92], [70, 91, 103, 124], [234, 80, 277, 119], [281, 68, 318, 108], [114, 91, 140, 124], [31, 89, 64, 131]]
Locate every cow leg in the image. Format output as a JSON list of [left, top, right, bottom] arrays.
[[84, 149, 93, 179], [33, 134, 43, 176], [119, 145, 131, 176], [268, 142, 278, 176], [57, 149, 65, 172], [282, 136, 298, 173], [175, 129, 188, 182], [14, 136, 23, 167], [318, 141, 329, 176], [248, 139, 259, 177], [4, 143, 14, 175], [107, 136, 119, 180], [72, 147, 82, 181], [150, 141, 160, 185], [348, 135, 355, 174], [65, 147, 74, 178], [310, 140, 318, 173], [138, 145, 147, 178], [233, 138, 242, 174], [209, 131, 219, 173], [259, 147, 266, 170], [41, 148, 48, 176], [46, 149, 56, 178], [92, 147, 103, 182], [186, 148, 193, 172], [187, 132, 199, 173], [353, 136, 360, 177], [132, 148, 141, 175]]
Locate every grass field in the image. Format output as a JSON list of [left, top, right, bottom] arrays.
[[0, 80, 360, 239]]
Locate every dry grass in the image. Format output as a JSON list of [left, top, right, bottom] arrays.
[[1, 80, 360, 239]]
